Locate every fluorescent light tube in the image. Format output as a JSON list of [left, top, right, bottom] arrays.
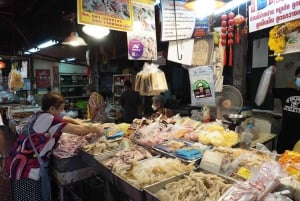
[[37, 40, 59, 49], [28, 48, 40, 53]]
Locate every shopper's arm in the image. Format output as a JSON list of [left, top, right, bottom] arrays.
[[62, 123, 104, 137]]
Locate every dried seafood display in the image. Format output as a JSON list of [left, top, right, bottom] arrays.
[[53, 132, 98, 158], [155, 171, 232, 201], [81, 137, 121, 155], [207, 147, 277, 180], [115, 157, 194, 188], [103, 144, 152, 171], [194, 123, 239, 147]]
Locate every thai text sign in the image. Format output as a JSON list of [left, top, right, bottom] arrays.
[[249, 0, 300, 33], [77, 0, 133, 32]]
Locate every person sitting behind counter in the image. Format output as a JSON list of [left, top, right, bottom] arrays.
[[26, 90, 35, 105], [151, 95, 174, 120]]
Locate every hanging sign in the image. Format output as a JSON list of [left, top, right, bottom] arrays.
[[77, 0, 134, 32], [127, 0, 157, 60], [160, 0, 208, 41], [249, 0, 300, 33], [188, 66, 215, 106]]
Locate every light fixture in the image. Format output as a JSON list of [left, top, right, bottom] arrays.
[[28, 48, 40, 53], [82, 25, 110, 39], [184, 0, 225, 10], [62, 32, 87, 47], [0, 61, 6, 69], [37, 40, 59, 49], [184, 0, 226, 18]]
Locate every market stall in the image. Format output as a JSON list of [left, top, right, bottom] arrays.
[[37, 114, 296, 201]]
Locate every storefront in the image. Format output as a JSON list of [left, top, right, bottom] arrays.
[[1, 0, 300, 200]]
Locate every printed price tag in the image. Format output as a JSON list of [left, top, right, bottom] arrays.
[[237, 167, 252, 180]]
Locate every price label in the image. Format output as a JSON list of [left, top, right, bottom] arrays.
[[237, 167, 252, 180]]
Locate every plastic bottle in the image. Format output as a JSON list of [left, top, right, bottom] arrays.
[[240, 126, 253, 149]]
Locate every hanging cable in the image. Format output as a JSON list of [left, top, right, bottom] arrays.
[[173, 0, 182, 60]]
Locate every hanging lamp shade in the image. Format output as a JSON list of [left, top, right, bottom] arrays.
[[184, 0, 225, 11], [0, 61, 6, 69], [82, 25, 110, 39], [62, 32, 87, 47]]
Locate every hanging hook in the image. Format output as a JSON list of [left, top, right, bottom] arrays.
[[173, 0, 182, 60]]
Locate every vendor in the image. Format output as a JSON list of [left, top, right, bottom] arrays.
[[120, 80, 142, 123], [86, 84, 107, 123], [26, 90, 35, 105], [5, 92, 104, 201], [150, 95, 174, 120]]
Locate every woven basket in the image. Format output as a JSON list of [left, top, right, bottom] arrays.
[[0, 170, 12, 201]]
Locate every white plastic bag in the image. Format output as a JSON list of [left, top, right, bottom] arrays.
[[255, 66, 273, 106]]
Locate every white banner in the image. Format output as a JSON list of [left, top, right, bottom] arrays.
[[249, 0, 300, 33]]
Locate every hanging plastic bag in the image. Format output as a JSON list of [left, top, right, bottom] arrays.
[[255, 66, 273, 106]]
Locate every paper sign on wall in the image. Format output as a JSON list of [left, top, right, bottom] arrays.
[[127, 0, 157, 60], [168, 36, 214, 66], [252, 38, 268, 68], [188, 66, 215, 106], [77, 0, 133, 32]]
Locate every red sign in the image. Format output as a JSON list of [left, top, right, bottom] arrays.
[[36, 69, 51, 89]]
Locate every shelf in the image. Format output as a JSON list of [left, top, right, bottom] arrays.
[[60, 74, 88, 100], [113, 74, 132, 104]]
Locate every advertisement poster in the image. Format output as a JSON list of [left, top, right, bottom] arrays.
[[127, 0, 157, 60], [35, 69, 51, 89], [160, 0, 209, 41], [188, 66, 215, 106], [77, 0, 134, 32], [249, 0, 300, 33]]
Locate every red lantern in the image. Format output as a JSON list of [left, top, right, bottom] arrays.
[[228, 32, 234, 39], [228, 19, 235, 26], [221, 39, 227, 46], [221, 14, 227, 21], [0, 61, 5, 69], [234, 14, 245, 44], [227, 12, 235, 67], [228, 26, 234, 33], [221, 20, 227, 27], [221, 27, 227, 33], [221, 14, 228, 66], [221, 34, 227, 40], [228, 12, 235, 19]]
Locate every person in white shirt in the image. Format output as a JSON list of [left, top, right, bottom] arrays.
[[26, 90, 35, 105]]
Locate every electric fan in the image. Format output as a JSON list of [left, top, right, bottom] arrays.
[[215, 85, 244, 129]]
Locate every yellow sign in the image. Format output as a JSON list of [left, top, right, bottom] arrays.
[[77, 0, 133, 32]]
